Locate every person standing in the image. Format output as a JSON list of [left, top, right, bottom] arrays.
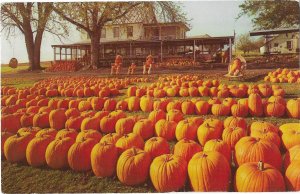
[[143, 54, 153, 75]]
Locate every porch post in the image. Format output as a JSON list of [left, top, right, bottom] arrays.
[[75, 46, 78, 61], [53, 47, 56, 62], [229, 38, 232, 62], [193, 39, 196, 61], [160, 41, 163, 62], [60, 48, 62, 61]]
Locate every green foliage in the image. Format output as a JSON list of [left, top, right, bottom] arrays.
[[238, 0, 300, 30]]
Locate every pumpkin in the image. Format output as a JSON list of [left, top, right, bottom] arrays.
[[136, 88, 146, 98], [1, 113, 22, 134], [100, 133, 121, 145], [280, 123, 300, 150], [258, 86, 272, 98], [250, 121, 278, 133], [148, 109, 166, 124], [20, 113, 35, 127], [65, 108, 80, 119], [117, 147, 151, 186], [166, 101, 182, 112], [103, 99, 117, 111], [223, 116, 247, 130], [4, 132, 35, 162], [189, 151, 231, 191], [235, 161, 285, 192], [116, 100, 128, 111], [166, 109, 184, 123], [35, 128, 57, 137], [1, 131, 14, 157], [127, 96, 140, 111], [197, 119, 223, 146], [78, 100, 92, 112], [187, 117, 204, 128], [68, 99, 80, 109], [132, 119, 154, 140], [198, 86, 209, 96], [140, 96, 154, 112], [188, 87, 199, 97], [181, 100, 195, 115], [56, 128, 78, 139], [26, 135, 54, 167], [115, 133, 144, 154], [45, 137, 75, 169], [250, 128, 281, 148], [109, 110, 126, 120], [18, 126, 41, 135], [284, 145, 300, 170], [203, 139, 231, 162], [68, 138, 97, 171], [33, 112, 50, 128], [195, 100, 210, 115], [264, 102, 285, 117], [144, 137, 170, 159], [231, 104, 248, 117], [175, 119, 198, 141], [248, 93, 263, 117], [286, 99, 300, 119], [150, 154, 187, 192], [217, 89, 230, 98], [222, 98, 237, 107], [115, 117, 136, 135], [49, 109, 67, 130], [234, 136, 282, 170], [76, 130, 102, 142], [211, 104, 230, 116], [155, 119, 176, 141], [285, 161, 300, 191], [65, 116, 85, 131], [100, 115, 117, 133], [127, 86, 137, 97], [91, 141, 118, 177], [174, 138, 202, 162], [222, 127, 247, 149]]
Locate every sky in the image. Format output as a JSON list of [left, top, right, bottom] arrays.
[[1, 1, 254, 64]]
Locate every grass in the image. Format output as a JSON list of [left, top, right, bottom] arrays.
[[1, 66, 300, 193]]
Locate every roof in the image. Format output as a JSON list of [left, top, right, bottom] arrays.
[[187, 34, 211, 39], [143, 22, 190, 31], [250, 28, 299, 36]]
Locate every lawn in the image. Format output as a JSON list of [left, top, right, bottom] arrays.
[[1, 65, 299, 192]]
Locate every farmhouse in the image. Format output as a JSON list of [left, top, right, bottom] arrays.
[[52, 21, 234, 67], [250, 28, 299, 54]]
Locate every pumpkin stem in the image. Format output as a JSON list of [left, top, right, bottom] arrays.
[[132, 147, 138, 155], [258, 161, 264, 171], [16, 132, 21, 137]]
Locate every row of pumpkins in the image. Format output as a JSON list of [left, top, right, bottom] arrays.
[[2, 91, 299, 129], [264, 68, 300, 83], [127, 82, 286, 98], [2, 114, 300, 192], [44, 61, 83, 72]]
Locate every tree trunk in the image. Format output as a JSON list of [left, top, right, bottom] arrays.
[[90, 31, 101, 68], [33, 30, 44, 70], [24, 30, 36, 71]]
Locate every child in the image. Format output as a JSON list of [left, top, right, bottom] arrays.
[[127, 62, 136, 75]]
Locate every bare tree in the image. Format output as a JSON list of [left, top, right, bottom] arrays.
[[1, 3, 68, 70], [53, 2, 188, 67], [237, 33, 264, 54]]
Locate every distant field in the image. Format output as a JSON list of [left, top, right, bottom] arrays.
[[1, 61, 51, 74]]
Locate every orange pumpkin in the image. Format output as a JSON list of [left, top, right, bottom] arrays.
[[235, 161, 285, 192], [91, 141, 118, 177], [115, 133, 144, 154], [150, 154, 187, 192], [188, 151, 231, 191], [100, 133, 121, 145], [132, 119, 154, 140], [204, 139, 231, 162], [144, 137, 170, 159], [117, 147, 151, 186], [115, 117, 136, 135], [280, 123, 300, 150], [148, 109, 166, 124], [68, 138, 97, 171], [197, 119, 223, 146], [49, 109, 67, 130], [286, 99, 300, 119], [166, 109, 184, 123], [283, 145, 300, 170], [234, 136, 282, 170], [56, 128, 78, 140], [285, 161, 300, 191], [175, 119, 198, 141], [76, 130, 102, 142], [248, 93, 263, 117], [155, 119, 176, 141], [211, 104, 230, 116], [174, 138, 202, 162], [181, 100, 195, 115]]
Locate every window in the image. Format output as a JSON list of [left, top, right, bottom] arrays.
[[101, 28, 106, 38], [287, 41, 292, 49], [127, 26, 133, 38], [274, 43, 279, 47], [113, 27, 119, 38]]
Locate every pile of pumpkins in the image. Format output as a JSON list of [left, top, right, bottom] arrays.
[[157, 58, 197, 67], [128, 80, 286, 99], [264, 68, 300, 83], [45, 61, 83, 72], [2, 111, 300, 192]]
